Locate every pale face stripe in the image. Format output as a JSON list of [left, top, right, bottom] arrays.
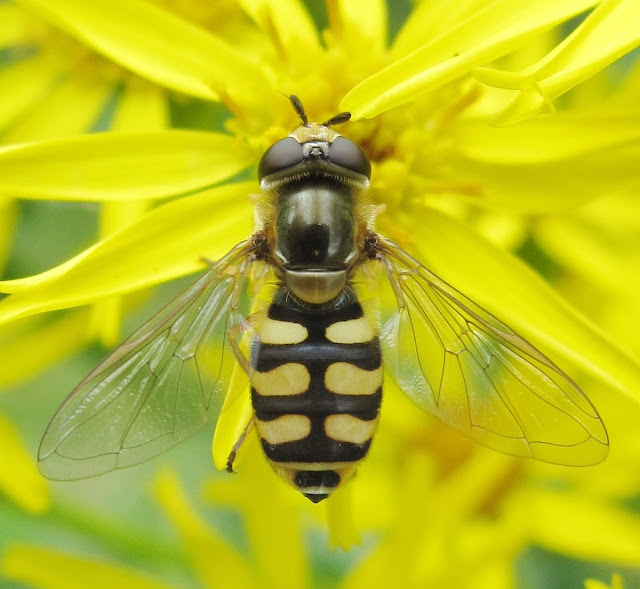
[[325, 363, 383, 396], [258, 415, 311, 444], [325, 317, 374, 344], [252, 363, 310, 396], [324, 414, 377, 444], [257, 318, 308, 344]]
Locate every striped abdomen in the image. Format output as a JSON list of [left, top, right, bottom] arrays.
[[251, 286, 382, 502]]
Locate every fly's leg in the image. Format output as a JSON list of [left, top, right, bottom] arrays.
[[221, 315, 257, 473], [228, 315, 257, 376], [226, 419, 254, 473]]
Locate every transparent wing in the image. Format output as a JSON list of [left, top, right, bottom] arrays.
[[376, 237, 608, 466], [39, 240, 255, 480]]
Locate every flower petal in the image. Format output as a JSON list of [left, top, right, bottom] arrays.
[[238, 0, 320, 57], [0, 181, 255, 325], [153, 469, 257, 589], [518, 489, 640, 565], [340, 0, 598, 119], [14, 0, 272, 103], [205, 436, 308, 588], [0, 53, 62, 134], [89, 82, 168, 346], [447, 109, 640, 212], [1, 544, 178, 589], [455, 108, 640, 164], [409, 208, 640, 403], [0, 414, 49, 513], [3, 74, 114, 143], [90, 199, 153, 347], [0, 131, 254, 201], [211, 363, 253, 471], [326, 484, 360, 550], [329, 0, 387, 54], [391, 0, 485, 58], [0, 311, 90, 388], [0, 3, 31, 48], [534, 201, 640, 295], [112, 83, 169, 131], [475, 0, 640, 125]]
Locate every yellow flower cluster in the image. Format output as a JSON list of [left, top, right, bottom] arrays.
[[1, 0, 640, 587]]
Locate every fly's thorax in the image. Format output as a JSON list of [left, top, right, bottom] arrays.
[[250, 286, 382, 502], [273, 179, 356, 303], [274, 179, 357, 268]]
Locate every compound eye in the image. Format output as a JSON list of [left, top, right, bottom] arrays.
[[258, 137, 304, 179], [328, 137, 371, 178]]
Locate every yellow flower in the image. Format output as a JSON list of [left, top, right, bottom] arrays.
[[0, 0, 638, 402], [2, 1, 640, 587]]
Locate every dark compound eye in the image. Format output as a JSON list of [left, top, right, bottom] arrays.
[[258, 137, 304, 179], [328, 136, 371, 178]]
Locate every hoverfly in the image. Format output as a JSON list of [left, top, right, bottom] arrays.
[[39, 96, 608, 502]]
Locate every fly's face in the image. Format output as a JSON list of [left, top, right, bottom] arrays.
[[258, 122, 371, 303]]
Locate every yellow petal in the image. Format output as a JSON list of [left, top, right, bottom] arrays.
[[340, 452, 437, 588], [329, 0, 387, 55], [0, 3, 31, 48], [1, 544, 178, 589], [454, 108, 640, 164], [340, 0, 598, 119], [408, 208, 640, 405], [153, 469, 257, 589], [534, 206, 640, 295], [448, 111, 640, 212], [3, 73, 114, 143], [0, 311, 90, 388], [0, 181, 254, 325], [238, 0, 320, 57], [518, 489, 640, 565], [89, 82, 168, 346], [468, 561, 515, 589], [0, 414, 49, 513], [0, 131, 253, 201], [211, 375, 252, 471], [111, 82, 170, 132], [14, 0, 272, 103], [325, 483, 360, 550], [0, 53, 62, 134], [205, 435, 308, 588], [391, 0, 485, 58], [475, 0, 640, 125], [229, 436, 308, 589], [90, 199, 153, 346], [87, 296, 125, 347]]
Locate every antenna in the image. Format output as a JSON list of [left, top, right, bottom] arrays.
[[282, 93, 351, 127], [322, 112, 351, 126], [288, 94, 308, 126]]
